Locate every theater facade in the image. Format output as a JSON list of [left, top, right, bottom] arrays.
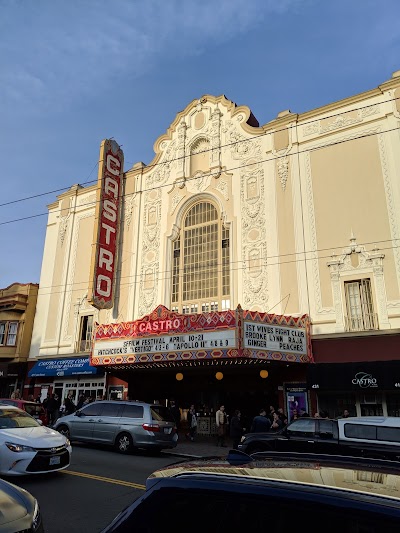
[[28, 71, 400, 424]]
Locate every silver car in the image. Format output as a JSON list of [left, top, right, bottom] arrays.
[[53, 401, 178, 454]]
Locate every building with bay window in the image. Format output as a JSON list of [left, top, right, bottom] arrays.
[[28, 70, 400, 424], [0, 283, 38, 397]]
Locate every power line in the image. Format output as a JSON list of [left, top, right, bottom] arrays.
[[0, 161, 99, 208], [1, 124, 399, 227], [0, 94, 398, 210], [34, 242, 399, 297]]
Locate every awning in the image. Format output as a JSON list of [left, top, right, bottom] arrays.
[[28, 357, 100, 378], [307, 360, 400, 392]]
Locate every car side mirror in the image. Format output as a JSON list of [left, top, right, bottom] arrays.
[[75, 410, 82, 417]]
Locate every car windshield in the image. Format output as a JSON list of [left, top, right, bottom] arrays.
[[0, 408, 40, 429], [24, 404, 44, 417]]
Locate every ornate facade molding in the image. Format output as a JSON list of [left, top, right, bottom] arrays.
[[124, 194, 135, 229], [222, 119, 262, 160], [138, 190, 162, 316], [78, 194, 96, 207], [303, 104, 380, 137], [277, 156, 289, 191], [327, 235, 390, 330], [377, 131, 400, 284], [240, 164, 268, 309], [58, 216, 69, 246]]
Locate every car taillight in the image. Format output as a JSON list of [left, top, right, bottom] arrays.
[[142, 423, 160, 432]]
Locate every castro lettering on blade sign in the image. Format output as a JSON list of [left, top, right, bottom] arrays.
[[88, 139, 124, 310]]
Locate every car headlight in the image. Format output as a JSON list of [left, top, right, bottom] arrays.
[[64, 438, 70, 448], [32, 499, 41, 531], [5, 442, 36, 453]]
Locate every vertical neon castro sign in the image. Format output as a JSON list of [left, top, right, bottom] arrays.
[[88, 139, 124, 310]]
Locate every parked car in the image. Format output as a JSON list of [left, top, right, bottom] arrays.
[[101, 450, 400, 532], [0, 399, 48, 426], [238, 416, 400, 460], [0, 405, 71, 476], [53, 400, 178, 454], [0, 476, 43, 532]]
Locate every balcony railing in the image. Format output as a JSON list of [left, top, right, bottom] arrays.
[[76, 339, 93, 353], [344, 313, 379, 332]]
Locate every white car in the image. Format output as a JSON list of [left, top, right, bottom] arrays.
[[0, 405, 71, 476]]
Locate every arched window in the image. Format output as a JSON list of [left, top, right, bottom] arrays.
[[172, 201, 230, 313]]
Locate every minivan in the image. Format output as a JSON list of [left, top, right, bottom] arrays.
[[53, 400, 178, 454]]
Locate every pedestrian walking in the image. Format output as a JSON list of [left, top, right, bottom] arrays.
[[10, 388, 21, 399], [76, 393, 85, 410], [45, 393, 60, 426], [250, 409, 271, 433], [169, 400, 181, 434], [216, 405, 227, 447], [270, 411, 284, 432], [230, 410, 245, 450], [64, 393, 76, 415], [186, 404, 198, 441]]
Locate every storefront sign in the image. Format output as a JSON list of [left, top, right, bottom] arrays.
[[28, 357, 100, 377], [91, 305, 313, 367], [88, 139, 124, 310], [351, 372, 378, 388], [307, 362, 400, 391], [93, 329, 236, 357], [244, 322, 307, 354]]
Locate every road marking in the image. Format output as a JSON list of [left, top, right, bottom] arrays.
[[62, 470, 145, 490]]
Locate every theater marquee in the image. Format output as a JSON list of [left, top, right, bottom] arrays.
[[91, 305, 312, 367], [88, 139, 124, 310]]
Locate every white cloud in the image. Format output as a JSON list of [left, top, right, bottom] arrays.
[[0, 0, 302, 112]]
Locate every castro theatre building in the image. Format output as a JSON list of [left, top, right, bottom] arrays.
[[28, 71, 400, 425]]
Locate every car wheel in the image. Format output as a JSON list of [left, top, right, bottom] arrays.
[[57, 424, 70, 440], [115, 433, 134, 454]]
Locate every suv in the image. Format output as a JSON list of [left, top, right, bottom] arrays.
[[238, 416, 400, 460], [101, 451, 400, 532], [0, 399, 48, 426], [53, 400, 178, 454]]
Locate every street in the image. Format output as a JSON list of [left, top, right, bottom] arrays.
[[4, 444, 183, 533]]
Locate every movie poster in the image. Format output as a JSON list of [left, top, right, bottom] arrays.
[[285, 384, 309, 422]]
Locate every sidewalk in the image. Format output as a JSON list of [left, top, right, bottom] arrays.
[[163, 433, 234, 459]]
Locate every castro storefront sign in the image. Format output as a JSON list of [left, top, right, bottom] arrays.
[[88, 139, 124, 309], [352, 372, 378, 388]]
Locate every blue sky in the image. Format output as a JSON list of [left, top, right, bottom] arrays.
[[0, 0, 399, 288]]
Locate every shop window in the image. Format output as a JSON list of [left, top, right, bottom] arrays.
[[386, 394, 400, 417], [171, 201, 230, 314], [0, 321, 19, 346], [344, 279, 378, 331], [78, 315, 93, 352], [318, 394, 356, 419]]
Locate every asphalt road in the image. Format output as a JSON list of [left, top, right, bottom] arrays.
[[4, 443, 183, 533]]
